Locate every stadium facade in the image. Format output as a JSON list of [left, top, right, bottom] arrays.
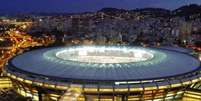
[[3, 46, 201, 101]]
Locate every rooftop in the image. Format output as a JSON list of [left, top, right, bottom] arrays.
[[7, 46, 201, 81]]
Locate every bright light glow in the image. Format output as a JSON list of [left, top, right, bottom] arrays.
[[22, 25, 27, 29], [15, 30, 20, 34], [56, 46, 154, 64], [0, 38, 4, 41], [78, 51, 87, 56]]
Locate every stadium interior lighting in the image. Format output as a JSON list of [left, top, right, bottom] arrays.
[[56, 46, 154, 64]]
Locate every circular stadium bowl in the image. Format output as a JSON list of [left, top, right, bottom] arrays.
[[3, 46, 201, 101]]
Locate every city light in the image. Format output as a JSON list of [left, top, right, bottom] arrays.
[[0, 38, 4, 41], [15, 30, 19, 34], [22, 25, 27, 29]]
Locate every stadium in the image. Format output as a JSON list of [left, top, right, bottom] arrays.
[[2, 46, 201, 101]]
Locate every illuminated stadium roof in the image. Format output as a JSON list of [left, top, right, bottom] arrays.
[[7, 46, 200, 81], [55, 46, 154, 63]]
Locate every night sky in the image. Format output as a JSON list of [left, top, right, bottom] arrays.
[[0, 0, 201, 13]]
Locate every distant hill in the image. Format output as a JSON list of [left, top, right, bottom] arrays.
[[173, 4, 201, 16], [1, 4, 201, 18], [99, 7, 171, 17], [98, 8, 127, 13], [98, 4, 201, 18], [134, 8, 171, 17], [134, 8, 170, 12]]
